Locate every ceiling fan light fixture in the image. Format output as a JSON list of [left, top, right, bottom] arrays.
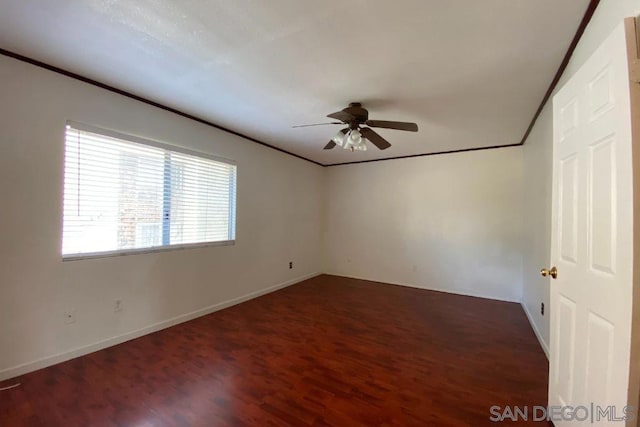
[[341, 130, 353, 150], [332, 130, 347, 147], [349, 129, 362, 145]]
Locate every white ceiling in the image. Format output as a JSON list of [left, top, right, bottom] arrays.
[[0, 0, 590, 165]]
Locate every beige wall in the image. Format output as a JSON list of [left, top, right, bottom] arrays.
[[0, 55, 324, 380], [521, 0, 640, 354], [323, 147, 524, 302]]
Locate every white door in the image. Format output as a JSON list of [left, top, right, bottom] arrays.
[[549, 22, 634, 425]]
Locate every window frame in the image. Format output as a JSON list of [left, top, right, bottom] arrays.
[[61, 121, 237, 261]]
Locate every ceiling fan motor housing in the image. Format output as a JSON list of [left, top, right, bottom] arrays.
[[344, 102, 368, 127]]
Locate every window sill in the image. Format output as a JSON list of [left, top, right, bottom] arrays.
[[62, 240, 235, 261]]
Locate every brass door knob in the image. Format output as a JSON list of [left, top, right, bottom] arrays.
[[541, 266, 558, 279]]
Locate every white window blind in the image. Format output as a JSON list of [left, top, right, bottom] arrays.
[[62, 123, 236, 259]]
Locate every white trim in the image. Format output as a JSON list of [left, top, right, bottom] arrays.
[[62, 239, 235, 261], [0, 272, 319, 382], [521, 301, 550, 359], [327, 273, 520, 303]]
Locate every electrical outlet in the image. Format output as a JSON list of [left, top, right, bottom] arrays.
[[114, 299, 123, 312], [64, 309, 76, 324], [412, 264, 417, 273], [541, 302, 545, 316], [289, 261, 293, 269]]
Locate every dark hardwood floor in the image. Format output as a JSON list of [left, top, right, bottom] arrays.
[[0, 275, 549, 426]]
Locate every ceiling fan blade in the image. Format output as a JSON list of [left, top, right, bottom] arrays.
[[365, 120, 418, 132], [323, 141, 337, 150], [292, 122, 342, 128], [361, 127, 391, 150], [327, 110, 355, 122]]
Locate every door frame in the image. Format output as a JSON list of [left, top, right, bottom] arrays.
[[625, 16, 640, 427]]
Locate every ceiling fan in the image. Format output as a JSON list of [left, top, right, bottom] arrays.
[[293, 103, 418, 151]]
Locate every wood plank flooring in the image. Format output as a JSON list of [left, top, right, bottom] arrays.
[[0, 275, 550, 426]]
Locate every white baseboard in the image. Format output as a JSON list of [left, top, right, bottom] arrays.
[[0, 272, 320, 382], [326, 272, 520, 303], [521, 302, 550, 359]]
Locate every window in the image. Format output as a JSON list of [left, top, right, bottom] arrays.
[[62, 122, 236, 259]]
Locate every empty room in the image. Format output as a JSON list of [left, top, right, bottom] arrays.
[[1, 0, 640, 425]]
